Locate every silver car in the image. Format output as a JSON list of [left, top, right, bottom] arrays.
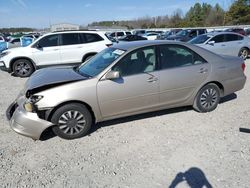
[[189, 32, 250, 60], [6, 41, 246, 140]]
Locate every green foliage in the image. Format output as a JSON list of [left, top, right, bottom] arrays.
[[0, 27, 34, 33], [225, 0, 250, 24]]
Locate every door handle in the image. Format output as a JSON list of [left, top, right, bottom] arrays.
[[147, 77, 158, 82], [199, 68, 208, 74], [221, 44, 226, 46]]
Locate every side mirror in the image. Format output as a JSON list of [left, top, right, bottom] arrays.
[[35, 42, 42, 49], [105, 71, 120, 80], [207, 40, 215, 45]]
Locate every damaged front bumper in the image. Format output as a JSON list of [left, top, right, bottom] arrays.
[[6, 97, 53, 140]]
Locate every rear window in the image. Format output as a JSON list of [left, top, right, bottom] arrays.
[[61, 33, 81, 45], [225, 34, 243, 42], [83, 33, 104, 43]]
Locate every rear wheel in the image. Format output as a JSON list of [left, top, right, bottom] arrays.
[[238, 48, 249, 60], [13, 59, 34, 77], [193, 84, 220, 113], [82, 54, 95, 62], [51, 103, 92, 139]]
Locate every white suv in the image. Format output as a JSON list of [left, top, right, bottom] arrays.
[[0, 31, 112, 77]]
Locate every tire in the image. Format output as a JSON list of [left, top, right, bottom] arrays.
[[13, 59, 34, 77], [238, 47, 249, 60], [193, 84, 220, 113], [51, 103, 92, 139]]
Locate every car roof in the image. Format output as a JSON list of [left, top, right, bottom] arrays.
[[205, 31, 244, 36], [112, 40, 186, 51]]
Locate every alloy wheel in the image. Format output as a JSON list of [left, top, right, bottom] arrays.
[[14, 61, 31, 76], [58, 110, 86, 135], [199, 88, 219, 110], [240, 49, 248, 60]]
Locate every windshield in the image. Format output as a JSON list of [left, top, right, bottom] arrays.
[[176, 30, 188, 36], [78, 48, 125, 77], [189, 34, 211, 44]]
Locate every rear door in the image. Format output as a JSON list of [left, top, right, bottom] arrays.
[[223, 34, 244, 56], [60, 33, 83, 64], [32, 34, 61, 66], [157, 44, 210, 106]]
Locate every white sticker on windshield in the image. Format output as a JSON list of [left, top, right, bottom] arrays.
[[113, 49, 125, 55]]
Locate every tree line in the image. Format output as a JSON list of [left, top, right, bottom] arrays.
[[89, 0, 250, 29]]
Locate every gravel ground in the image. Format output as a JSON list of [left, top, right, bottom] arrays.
[[0, 60, 250, 188]]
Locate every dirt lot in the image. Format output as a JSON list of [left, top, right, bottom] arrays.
[[0, 60, 250, 188]]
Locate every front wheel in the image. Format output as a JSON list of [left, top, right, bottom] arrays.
[[13, 59, 34, 77], [51, 103, 92, 139], [193, 84, 220, 113], [238, 48, 249, 60]]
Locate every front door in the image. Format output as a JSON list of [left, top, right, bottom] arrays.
[[32, 34, 61, 66], [97, 46, 160, 118]]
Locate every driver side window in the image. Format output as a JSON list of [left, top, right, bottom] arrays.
[[211, 34, 225, 43], [38, 34, 59, 48], [112, 47, 156, 77]]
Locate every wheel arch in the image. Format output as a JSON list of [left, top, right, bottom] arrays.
[[81, 52, 97, 62], [10, 57, 36, 72], [198, 81, 224, 98]]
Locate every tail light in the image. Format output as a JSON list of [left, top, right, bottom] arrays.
[[106, 44, 112, 47], [242, 63, 246, 72]]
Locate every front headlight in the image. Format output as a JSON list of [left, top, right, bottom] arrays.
[[0, 51, 10, 58], [24, 95, 43, 112]]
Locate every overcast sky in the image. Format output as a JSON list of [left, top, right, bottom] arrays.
[[0, 0, 233, 28]]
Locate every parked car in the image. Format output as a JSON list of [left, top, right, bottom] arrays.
[[157, 29, 182, 40], [109, 31, 131, 39], [0, 31, 113, 77], [167, 29, 207, 42], [133, 29, 147, 36], [143, 33, 159, 40], [245, 28, 250, 37], [0, 41, 8, 52], [189, 32, 250, 60], [6, 40, 246, 140], [0, 35, 6, 42], [118, 34, 147, 42], [8, 38, 21, 48], [22, 34, 40, 40], [225, 28, 246, 36]]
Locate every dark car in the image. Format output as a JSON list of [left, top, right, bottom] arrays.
[[158, 29, 182, 40], [119, 35, 147, 42], [167, 29, 207, 42], [225, 28, 246, 36]]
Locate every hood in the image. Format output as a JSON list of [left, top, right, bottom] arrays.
[[5, 47, 27, 53], [24, 66, 88, 96]]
